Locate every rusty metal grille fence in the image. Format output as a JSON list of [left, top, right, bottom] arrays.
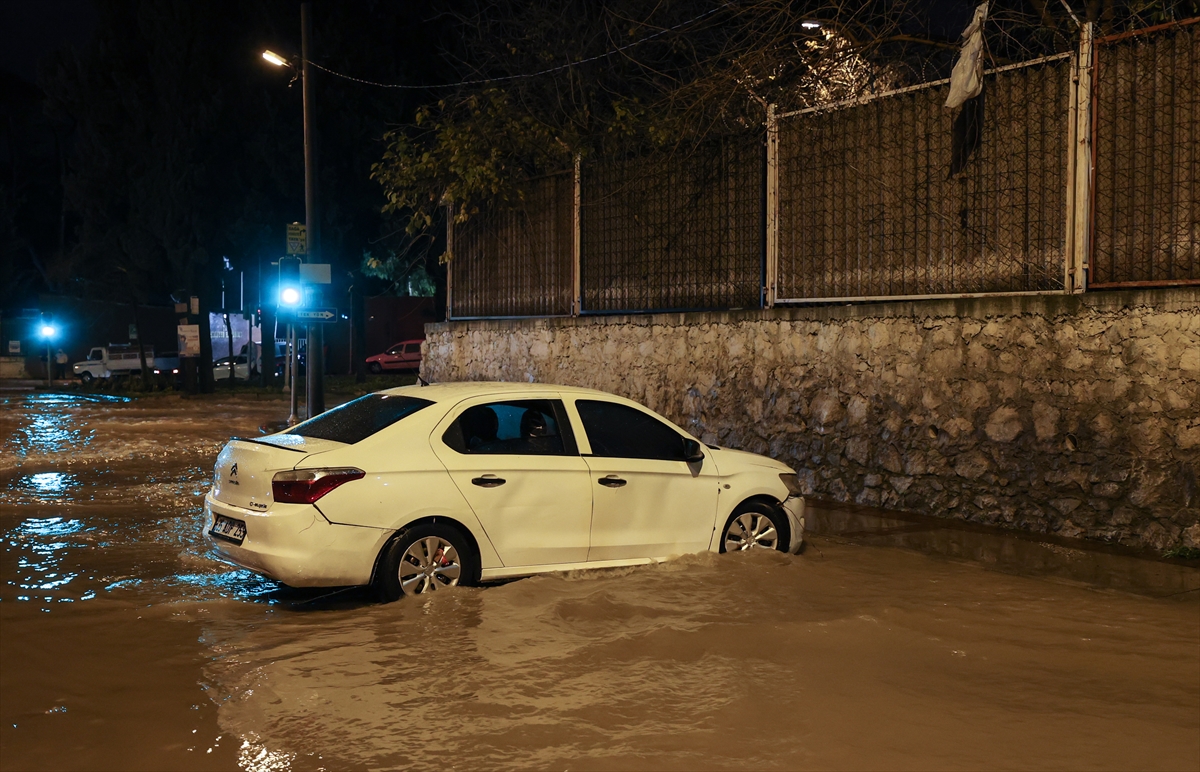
[[580, 137, 763, 312], [1091, 20, 1200, 287], [446, 21, 1197, 319], [776, 57, 1072, 302], [449, 173, 574, 318]]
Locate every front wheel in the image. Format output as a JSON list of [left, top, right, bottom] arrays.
[[719, 502, 789, 553], [368, 362, 382, 374], [79, 371, 94, 385], [374, 523, 478, 602]]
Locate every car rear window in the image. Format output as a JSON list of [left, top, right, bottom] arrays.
[[286, 394, 433, 444]]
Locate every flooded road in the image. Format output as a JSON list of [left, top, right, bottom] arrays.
[[2, 391, 1198, 771]]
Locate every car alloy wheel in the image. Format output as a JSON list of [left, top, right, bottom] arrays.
[[375, 523, 477, 602], [720, 503, 784, 552], [399, 536, 461, 594], [368, 362, 382, 374]]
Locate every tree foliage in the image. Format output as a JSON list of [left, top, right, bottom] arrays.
[[373, 0, 1200, 240]]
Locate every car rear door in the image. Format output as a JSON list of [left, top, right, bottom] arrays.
[[570, 398, 719, 561], [402, 342, 422, 367], [431, 395, 591, 567]]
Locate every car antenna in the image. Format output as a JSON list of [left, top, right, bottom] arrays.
[[417, 374, 430, 387]]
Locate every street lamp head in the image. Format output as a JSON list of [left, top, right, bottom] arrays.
[[801, 20, 822, 29], [40, 324, 56, 338], [262, 50, 290, 68]]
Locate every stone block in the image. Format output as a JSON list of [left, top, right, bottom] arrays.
[[953, 451, 991, 479], [845, 437, 870, 465], [877, 445, 904, 474], [1031, 402, 1059, 441], [985, 406, 1023, 442]]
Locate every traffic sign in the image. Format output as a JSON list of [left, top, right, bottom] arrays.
[[293, 307, 337, 322], [286, 223, 307, 255]]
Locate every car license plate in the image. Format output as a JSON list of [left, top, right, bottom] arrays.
[[210, 515, 247, 545]]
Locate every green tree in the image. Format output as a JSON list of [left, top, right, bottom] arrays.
[[372, 0, 1200, 242]]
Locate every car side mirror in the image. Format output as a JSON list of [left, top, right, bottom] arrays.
[[682, 438, 705, 464]]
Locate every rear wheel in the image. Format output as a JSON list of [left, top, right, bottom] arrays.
[[375, 522, 478, 602], [720, 501, 788, 553]]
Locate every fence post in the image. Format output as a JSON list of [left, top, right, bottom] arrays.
[[1065, 22, 1095, 294], [764, 103, 779, 308], [445, 201, 455, 319], [572, 154, 582, 316]]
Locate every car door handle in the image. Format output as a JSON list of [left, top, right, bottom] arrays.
[[598, 475, 627, 488], [471, 475, 506, 488]]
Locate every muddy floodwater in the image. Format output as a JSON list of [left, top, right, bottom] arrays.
[[2, 390, 1197, 771]]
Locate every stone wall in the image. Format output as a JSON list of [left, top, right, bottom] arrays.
[[423, 289, 1200, 551]]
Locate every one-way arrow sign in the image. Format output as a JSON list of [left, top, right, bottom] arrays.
[[293, 307, 337, 322]]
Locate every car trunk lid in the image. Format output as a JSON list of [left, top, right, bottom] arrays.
[[211, 435, 346, 511]]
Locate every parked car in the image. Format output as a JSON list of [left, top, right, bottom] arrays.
[[213, 354, 251, 381], [365, 339, 423, 373], [74, 345, 178, 384], [268, 340, 306, 379], [204, 382, 805, 601]]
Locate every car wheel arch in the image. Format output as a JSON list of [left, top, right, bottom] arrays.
[[716, 494, 791, 551], [370, 515, 483, 586]]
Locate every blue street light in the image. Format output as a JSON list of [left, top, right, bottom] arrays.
[[278, 255, 302, 308], [40, 323, 56, 388]]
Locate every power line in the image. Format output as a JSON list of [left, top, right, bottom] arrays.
[[303, 3, 733, 90]]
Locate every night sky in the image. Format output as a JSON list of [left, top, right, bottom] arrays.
[[0, 0, 98, 85]]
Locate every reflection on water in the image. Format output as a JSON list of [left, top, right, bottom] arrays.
[[0, 392, 1197, 772], [8, 517, 91, 603], [20, 472, 78, 497]]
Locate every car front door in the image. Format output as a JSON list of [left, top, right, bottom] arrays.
[[432, 396, 592, 567], [571, 398, 719, 561]]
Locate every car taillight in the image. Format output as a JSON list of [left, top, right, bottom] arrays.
[[272, 468, 365, 504]]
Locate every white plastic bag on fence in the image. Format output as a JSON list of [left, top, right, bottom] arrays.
[[945, 2, 990, 109]]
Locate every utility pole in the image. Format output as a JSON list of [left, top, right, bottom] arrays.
[[301, 1, 325, 417]]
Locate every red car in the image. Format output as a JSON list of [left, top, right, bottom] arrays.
[[365, 339, 423, 373]]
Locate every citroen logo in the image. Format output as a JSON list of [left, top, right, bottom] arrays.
[[230, 463, 239, 477]]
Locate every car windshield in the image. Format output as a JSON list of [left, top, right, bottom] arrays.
[[286, 394, 433, 444]]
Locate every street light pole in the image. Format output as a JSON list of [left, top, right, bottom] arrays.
[[40, 322, 55, 389], [301, 1, 325, 418]]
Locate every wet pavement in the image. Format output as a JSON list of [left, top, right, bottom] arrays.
[[1, 390, 1197, 771]]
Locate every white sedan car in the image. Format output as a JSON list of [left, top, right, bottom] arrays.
[[213, 354, 251, 381], [204, 383, 805, 601]]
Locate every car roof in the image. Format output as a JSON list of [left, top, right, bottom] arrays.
[[376, 381, 625, 404]]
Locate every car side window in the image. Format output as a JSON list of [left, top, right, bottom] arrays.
[[442, 399, 577, 456], [404, 343, 421, 355], [575, 400, 687, 461]]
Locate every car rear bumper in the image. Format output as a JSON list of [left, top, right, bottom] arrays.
[[203, 492, 389, 587], [782, 496, 806, 554]]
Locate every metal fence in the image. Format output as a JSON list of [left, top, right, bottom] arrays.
[[448, 173, 574, 318], [580, 138, 763, 312], [1091, 19, 1199, 287], [446, 20, 1197, 319], [776, 56, 1072, 301]]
